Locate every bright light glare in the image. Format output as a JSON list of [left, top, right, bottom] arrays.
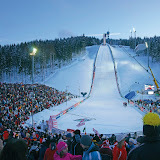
[[33, 48, 37, 54], [133, 27, 136, 32], [145, 42, 148, 48], [30, 48, 37, 56]]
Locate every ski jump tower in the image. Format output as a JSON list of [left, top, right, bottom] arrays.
[[103, 31, 110, 45]]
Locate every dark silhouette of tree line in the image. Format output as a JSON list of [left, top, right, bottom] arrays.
[[0, 36, 100, 82]]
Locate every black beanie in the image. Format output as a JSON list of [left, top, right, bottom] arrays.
[[143, 125, 160, 137], [143, 113, 160, 137], [74, 129, 80, 135]]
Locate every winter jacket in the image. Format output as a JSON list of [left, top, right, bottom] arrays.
[[3, 130, 9, 140], [39, 144, 48, 160], [54, 152, 82, 160], [112, 145, 127, 160], [100, 147, 112, 160], [82, 142, 102, 160], [127, 136, 160, 160], [43, 148, 56, 160]]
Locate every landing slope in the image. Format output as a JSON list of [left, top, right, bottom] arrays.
[[57, 45, 143, 134]]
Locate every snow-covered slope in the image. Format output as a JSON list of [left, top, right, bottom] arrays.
[[25, 44, 160, 135]]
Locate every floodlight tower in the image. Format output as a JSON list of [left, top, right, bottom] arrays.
[[30, 48, 37, 84], [103, 34, 106, 45], [130, 30, 132, 38], [107, 31, 110, 44]]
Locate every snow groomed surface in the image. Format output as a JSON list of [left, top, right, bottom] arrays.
[[56, 45, 143, 134]]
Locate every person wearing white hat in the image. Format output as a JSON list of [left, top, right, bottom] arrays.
[[112, 133, 127, 160], [126, 138, 136, 153]]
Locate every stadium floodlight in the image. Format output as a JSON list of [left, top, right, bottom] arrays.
[[30, 48, 37, 84], [145, 42, 148, 48], [133, 27, 136, 33]]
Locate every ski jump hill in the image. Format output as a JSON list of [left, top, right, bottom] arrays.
[[45, 45, 143, 134]]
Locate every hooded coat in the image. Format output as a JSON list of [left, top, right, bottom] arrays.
[[127, 136, 160, 160], [82, 142, 102, 160]]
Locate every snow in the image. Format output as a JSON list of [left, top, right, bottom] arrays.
[[25, 44, 160, 135]]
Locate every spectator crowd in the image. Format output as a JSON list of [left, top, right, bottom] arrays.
[[0, 82, 77, 132], [1, 82, 160, 160]]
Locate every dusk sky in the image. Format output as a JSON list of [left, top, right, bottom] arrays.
[[1, 0, 160, 45]]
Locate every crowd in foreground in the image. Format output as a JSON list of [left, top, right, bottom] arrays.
[[0, 112, 160, 160]]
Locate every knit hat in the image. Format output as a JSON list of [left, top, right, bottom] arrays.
[[129, 138, 136, 144], [143, 112, 160, 137], [80, 135, 92, 146], [116, 133, 126, 142], [57, 141, 68, 153], [74, 129, 80, 135]]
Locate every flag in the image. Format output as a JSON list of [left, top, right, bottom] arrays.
[[93, 128, 99, 136], [76, 119, 85, 127]]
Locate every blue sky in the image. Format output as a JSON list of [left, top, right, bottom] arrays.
[[1, 0, 160, 45]]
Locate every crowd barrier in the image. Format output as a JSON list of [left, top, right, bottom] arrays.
[[129, 101, 148, 114]]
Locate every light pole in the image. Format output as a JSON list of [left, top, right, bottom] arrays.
[[145, 42, 149, 67], [30, 48, 37, 84], [130, 30, 132, 39], [29, 92, 35, 128], [133, 27, 136, 49]]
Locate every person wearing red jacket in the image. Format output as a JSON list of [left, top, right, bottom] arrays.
[[112, 134, 127, 160], [3, 130, 9, 141], [43, 142, 56, 160]]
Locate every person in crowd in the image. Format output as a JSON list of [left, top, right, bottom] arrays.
[[66, 133, 72, 153], [109, 134, 116, 145], [125, 133, 131, 143], [0, 139, 28, 160], [3, 130, 9, 142], [133, 132, 137, 139], [126, 138, 136, 154], [54, 141, 82, 160], [29, 141, 40, 160], [93, 134, 100, 142], [71, 129, 83, 155], [39, 138, 48, 160], [99, 139, 112, 160], [127, 112, 160, 160], [0, 138, 3, 154], [72, 134, 83, 155], [80, 135, 102, 160], [43, 141, 57, 160], [112, 133, 127, 160]]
